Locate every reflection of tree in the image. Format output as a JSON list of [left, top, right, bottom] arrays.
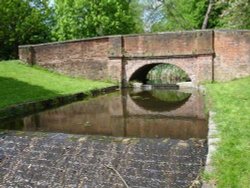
[[151, 90, 191, 102], [130, 90, 191, 112], [121, 89, 129, 137]]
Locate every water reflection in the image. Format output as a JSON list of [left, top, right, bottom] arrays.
[[130, 89, 191, 112], [0, 89, 208, 139]]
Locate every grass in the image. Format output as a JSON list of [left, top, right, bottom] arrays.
[[0, 60, 114, 109], [205, 77, 250, 188]]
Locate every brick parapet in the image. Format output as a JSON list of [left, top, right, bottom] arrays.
[[19, 30, 250, 84]]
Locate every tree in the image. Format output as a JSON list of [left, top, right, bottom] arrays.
[[0, 0, 53, 59], [129, 0, 144, 33], [52, 0, 142, 41], [141, 0, 228, 32], [202, 0, 214, 29], [143, 0, 250, 31], [140, 0, 164, 32], [217, 0, 250, 29], [150, 0, 208, 32]]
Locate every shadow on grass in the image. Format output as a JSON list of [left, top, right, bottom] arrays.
[[0, 76, 98, 122], [0, 76, 58, 109]]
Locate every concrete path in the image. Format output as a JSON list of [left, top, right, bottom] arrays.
[[0, 132, 207, 188]]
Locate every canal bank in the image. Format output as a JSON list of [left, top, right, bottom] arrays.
[[202, 76, 250, 188], [0, 60, 115, 110]]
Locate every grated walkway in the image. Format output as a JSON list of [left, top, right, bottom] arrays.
[[0, 132, 207, 188]]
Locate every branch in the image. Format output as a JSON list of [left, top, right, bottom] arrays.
[[104, 164, 130, 188], [202, 0, 214, 29]]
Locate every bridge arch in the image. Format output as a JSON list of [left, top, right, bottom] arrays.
[[126, 60, 194, 85]]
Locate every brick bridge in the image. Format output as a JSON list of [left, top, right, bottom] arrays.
[[19, 30, 250, 86]]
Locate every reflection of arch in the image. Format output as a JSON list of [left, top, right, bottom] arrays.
[[130, 90, 191, 112], [125, 89, 206, 119]]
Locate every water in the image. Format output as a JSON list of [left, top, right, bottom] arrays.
[[0, 88, 208, 139], [0, 88, 208, 187]]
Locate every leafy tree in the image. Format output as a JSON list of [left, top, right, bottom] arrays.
[[217, 0, 250, 29], [52, 0, 142, 41], [0, 0, 53, 59], [206, 0, 227, 28], [140, 0, 164, 32], [143, 0, 250, 31], [150, 0, 208, 32], [202, 0, 214, 29], [129, 0, 144, 33]]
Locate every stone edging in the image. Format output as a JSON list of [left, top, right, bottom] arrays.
[[202, 111, 220, 188], [0, 86, 118, 121]]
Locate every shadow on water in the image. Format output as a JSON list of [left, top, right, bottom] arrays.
[[0, 87, 208, 140]]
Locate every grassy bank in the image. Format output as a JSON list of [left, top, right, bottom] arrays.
[[0, 60, 114, 109], [205, 77, 250, 188]]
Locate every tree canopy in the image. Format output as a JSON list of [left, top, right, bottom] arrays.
[[0, 0, 249, 59], [217, 0, 250, 29], [52, 0, 143, 41], [0, 0, 52, 59], [141, 0, 250, 32]]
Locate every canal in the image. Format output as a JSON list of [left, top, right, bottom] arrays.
[[0, 88, 208, 187]]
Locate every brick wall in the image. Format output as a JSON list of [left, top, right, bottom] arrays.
[[19, 30, 250, 84], [19, 37, 111, 80], [214, 30, 250, 81], [123, 30, 213, 57]]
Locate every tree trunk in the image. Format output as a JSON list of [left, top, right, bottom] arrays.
[[202, 0, 214, 29]]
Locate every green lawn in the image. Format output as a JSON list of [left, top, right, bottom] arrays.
[[0, 60, 114, 109], [205, 77, 250, 188]]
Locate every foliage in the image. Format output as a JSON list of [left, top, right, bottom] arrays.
[[129, 0, 145, 33], [52, 0, 142, 41], [206, 0, 227, 28], [140, 0, 164, 32], [217, 0, 250, 29], [0, 0, 142, 58], [142, 0, 208, 32], [0, 60, 113, 109], [205, 77, 250, 187], [143, 0, 250, 31], [153, 0, 207, 31], [0, 0, 53, 59], [0, 0, 249, 59], [147, 64, 190, 84]]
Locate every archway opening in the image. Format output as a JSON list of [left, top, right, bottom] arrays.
[[129, 63, 191, 85]]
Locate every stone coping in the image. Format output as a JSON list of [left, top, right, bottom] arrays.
[[202, 111, 220, 188], [19, 29, 249, 48]]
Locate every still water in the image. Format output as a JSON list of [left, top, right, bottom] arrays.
[[0, 88, 208, 139]]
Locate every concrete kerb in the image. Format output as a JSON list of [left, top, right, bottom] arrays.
[[202, 111, 220, 188], [196, 85, 219, 187]]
